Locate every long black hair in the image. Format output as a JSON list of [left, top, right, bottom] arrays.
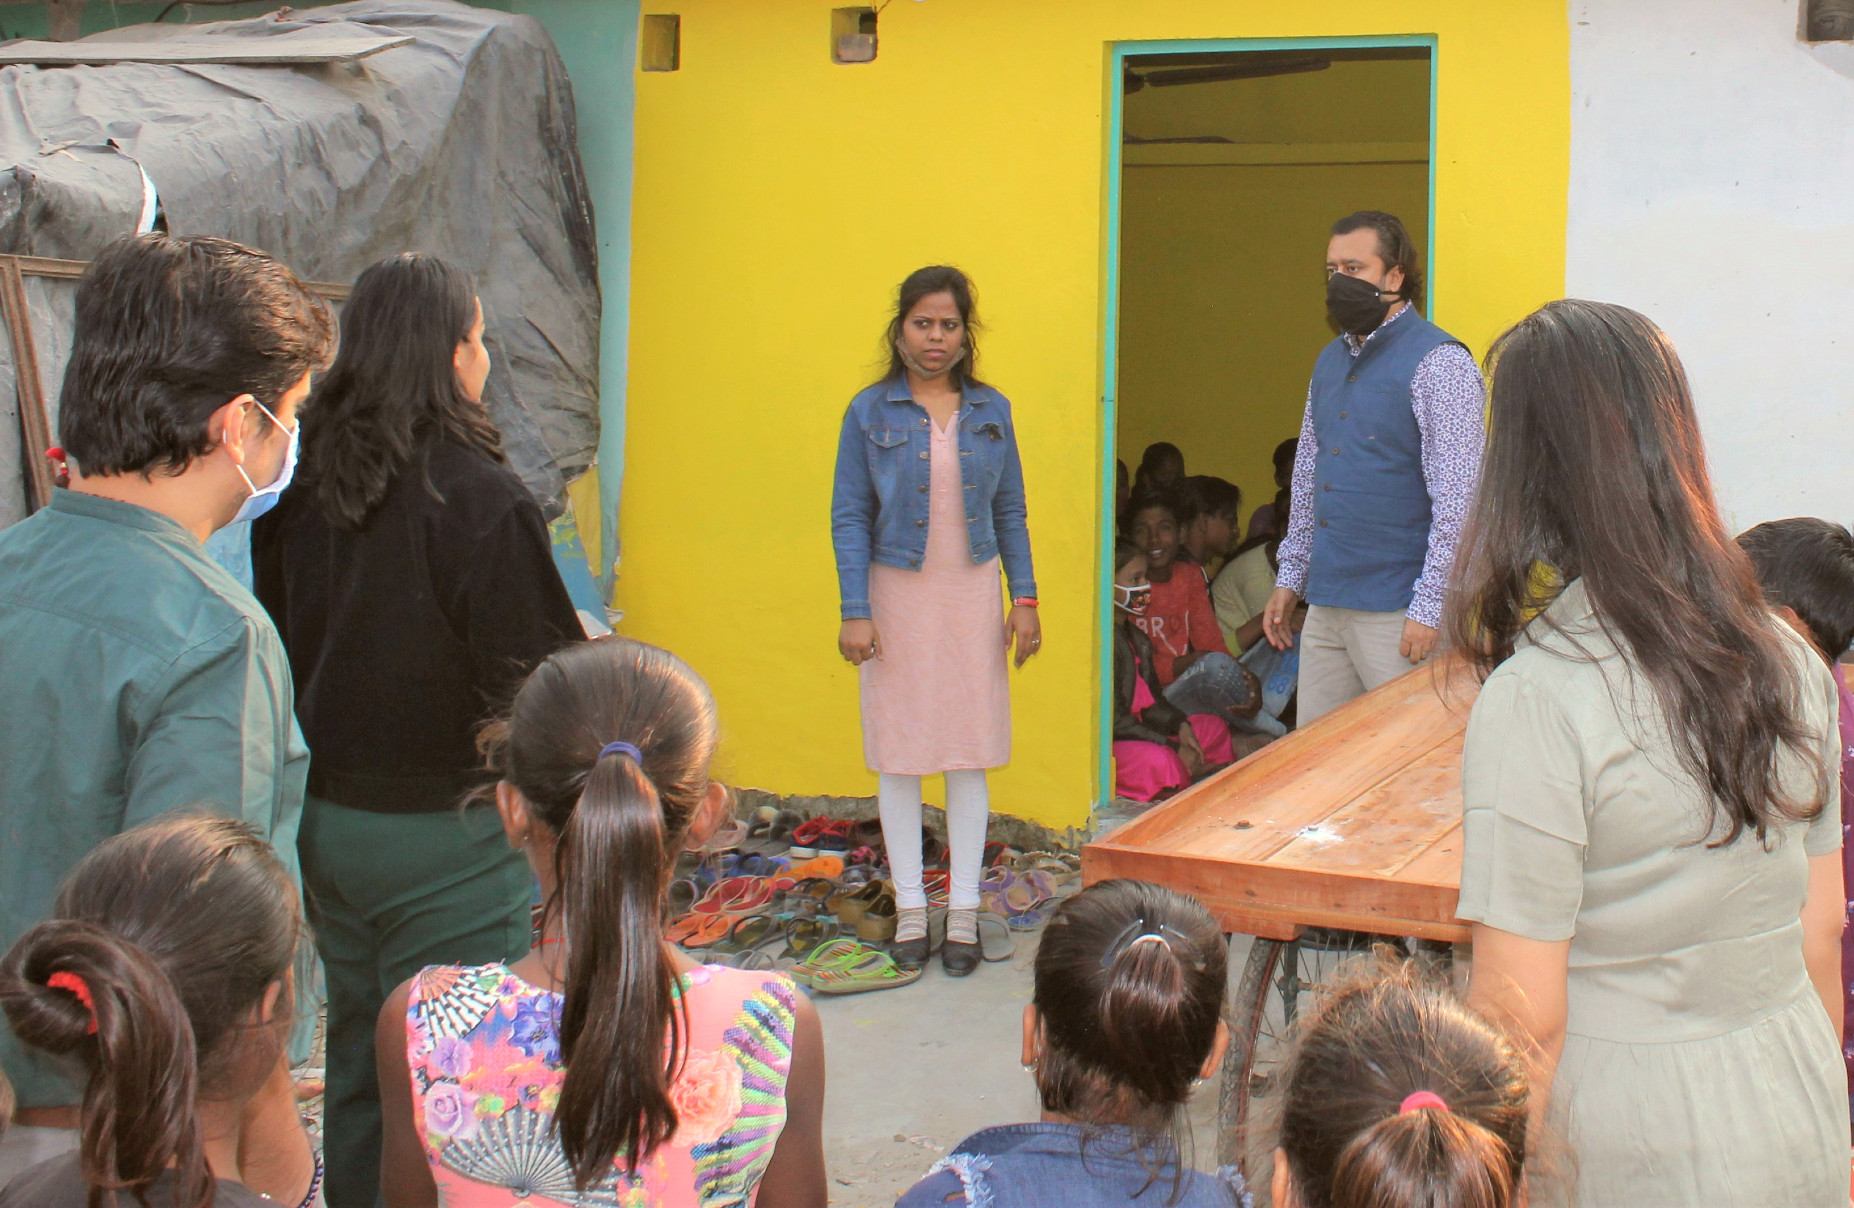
[[478, 638, 719, 1187], [1448, 299, 1823, 845], [879, 265, 985, 389], [301, 253, 504, 528], [0, 816, 301, 1208]]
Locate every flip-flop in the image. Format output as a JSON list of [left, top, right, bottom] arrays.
[[668, 878, 700, 916], [978, 912, 1016, 961], [809, 820, 856, 855], [741, 806, 804, 856], [1003, 897, 1059, 932], [733, 852, 792, 879], [711, 914, 779, 955], [723, 876, 791, 917], [672, 912, 734, 949], [692, 877, 756, 915], [790, 937, 869, 982], [695, 818, 748, 856], [801, 945, 922, 995], [923, 869, 950, 909], [978, 867, 1015, 916], [1004, 870, 1057, 916], [1011, 852, 1081, 894], [783, 855, 846, 881], [836, 864, 879, 889], [786, 917, 841, 958], [785, 877, 836, 904], [665, 912, 705, 945]]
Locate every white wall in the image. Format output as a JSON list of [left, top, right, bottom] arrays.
[[1569, 0, 1854, 531]]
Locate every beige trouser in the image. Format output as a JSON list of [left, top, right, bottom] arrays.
[[1297, 604, 1413, 725]]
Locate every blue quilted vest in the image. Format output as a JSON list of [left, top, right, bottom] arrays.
[[1305, 309, 1463, 612]]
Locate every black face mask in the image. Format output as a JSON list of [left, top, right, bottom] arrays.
[[1326, 272, 1395, 336]]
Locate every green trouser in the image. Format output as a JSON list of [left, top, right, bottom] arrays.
[[299, 795, 532, 1208]]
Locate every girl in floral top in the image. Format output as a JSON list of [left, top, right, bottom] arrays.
[[376, 638, 827, 1207]]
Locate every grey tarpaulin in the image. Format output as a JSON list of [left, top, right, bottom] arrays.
[[0, 0, 600, 528]]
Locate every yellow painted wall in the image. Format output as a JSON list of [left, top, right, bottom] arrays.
[[622, 1, 1568, 827], [1117, 56, 1431, 516]]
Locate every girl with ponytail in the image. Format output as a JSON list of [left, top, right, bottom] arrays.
[[897, 879, 1248, 1208], [376, 637, 826, 1207], [0, 815, 314, 1208], [1273, 961, 1531, 1208]]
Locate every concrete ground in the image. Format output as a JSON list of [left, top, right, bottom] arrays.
[[815, 927, 1254, 1208]]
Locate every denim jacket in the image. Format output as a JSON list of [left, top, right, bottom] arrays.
[[831, 377, 1037, 621], [894, 1123, 1250, 1208]]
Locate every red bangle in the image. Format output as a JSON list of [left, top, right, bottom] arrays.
[[1012, 597, 1038, 609]]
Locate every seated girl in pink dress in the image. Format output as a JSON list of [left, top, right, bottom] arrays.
[[376, 639, 827, 1207], [1111, 539, 1235, 802]]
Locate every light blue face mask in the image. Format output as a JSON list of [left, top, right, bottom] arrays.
[[229, 399, 299, 525]]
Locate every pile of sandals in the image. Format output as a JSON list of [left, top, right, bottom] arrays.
[[662, 805, 1083, 994]]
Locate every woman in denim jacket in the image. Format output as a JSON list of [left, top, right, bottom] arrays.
[[831, 266, 1039, 977], [894, 880, 1248, 1208]]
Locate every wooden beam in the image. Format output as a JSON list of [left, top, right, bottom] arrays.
[[0, 257, 55, 514], [11, 254, 350, 301]]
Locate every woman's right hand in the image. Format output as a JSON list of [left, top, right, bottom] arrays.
[[839, 619, 881, 665]]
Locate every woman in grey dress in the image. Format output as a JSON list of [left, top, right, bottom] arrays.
[[1449, 300, 1847, 1206]]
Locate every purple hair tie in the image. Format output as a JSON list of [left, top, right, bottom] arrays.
[[599, 741, 642, 763]]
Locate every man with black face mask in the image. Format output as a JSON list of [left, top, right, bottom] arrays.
[[1259, 211, 1485, 724]]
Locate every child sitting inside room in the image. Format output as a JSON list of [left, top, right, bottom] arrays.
[[1112, 539, 1237, 802], [1125, 487, 1260, 728], [1737, 517, 1854, 1111], [1216, 485, 1296, 655], [1133, 441, 1185, 496], [1274, 959, 1533, 1208], [895, 878, 1248, 1208], [376, 637, 826, 1207], [1245, 437, 1299, 543], [1178, 476, 1243, 581], [0, 815, 319, 1208]]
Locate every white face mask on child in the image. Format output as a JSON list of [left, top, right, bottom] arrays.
[[1114, 582, 1151, 617]]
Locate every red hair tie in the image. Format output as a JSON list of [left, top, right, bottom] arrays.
[[1400, 1091, 1449, 1115], [46, 971, 98, 1035]]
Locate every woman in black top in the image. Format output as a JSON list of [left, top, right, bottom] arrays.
[[252, 254, 581, 1208]]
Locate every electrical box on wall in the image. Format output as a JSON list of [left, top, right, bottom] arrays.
[[831, 7, 877, 64], [641, 13, 680, 71]]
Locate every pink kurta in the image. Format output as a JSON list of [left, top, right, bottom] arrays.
[[861, 414, 1010, 774]]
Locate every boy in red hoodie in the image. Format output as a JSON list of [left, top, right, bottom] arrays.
[[1126, 487, 1259, 726]]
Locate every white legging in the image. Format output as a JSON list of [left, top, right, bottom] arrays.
[[878, 769, 989, 911]]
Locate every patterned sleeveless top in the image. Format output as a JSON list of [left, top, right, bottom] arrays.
[[405, 962, 798, 1207]]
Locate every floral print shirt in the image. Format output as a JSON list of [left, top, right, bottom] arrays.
[[406, 962, 797, 1207]]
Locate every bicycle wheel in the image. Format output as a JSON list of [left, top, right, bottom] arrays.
[[1218, 930, 1405, 1191]]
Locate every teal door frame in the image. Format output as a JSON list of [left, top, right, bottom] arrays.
[[1095, 34, 1438, 810]]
